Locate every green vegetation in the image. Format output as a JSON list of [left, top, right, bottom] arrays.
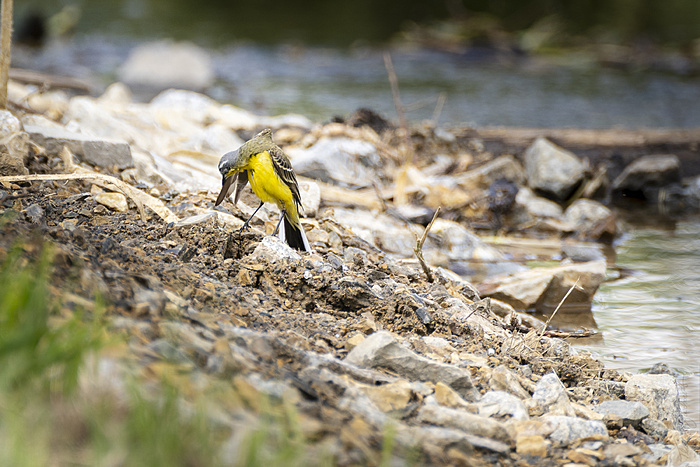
[[0, 242, 223, 466]]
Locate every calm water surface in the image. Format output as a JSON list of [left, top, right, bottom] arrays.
[[577, 219, 700, 429]]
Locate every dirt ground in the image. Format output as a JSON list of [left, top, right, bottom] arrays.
[[2, 164, 652, 465]]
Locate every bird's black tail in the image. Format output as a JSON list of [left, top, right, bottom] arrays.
[[280, 216, 311, 252]]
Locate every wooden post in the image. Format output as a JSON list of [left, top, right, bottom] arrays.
[[0, 0, 13, 109]]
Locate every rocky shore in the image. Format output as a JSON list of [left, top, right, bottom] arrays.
[[1, 81, 699, 465]]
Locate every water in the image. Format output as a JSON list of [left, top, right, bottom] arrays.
[[577, 219, 700, 429], [210, 46, 700, 128]]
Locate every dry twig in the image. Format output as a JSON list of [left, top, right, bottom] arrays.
[[0, 147, 178, 223], [539, 277, 581, 338], [414, 207, 441, 282], [383, 52, 414, 165]]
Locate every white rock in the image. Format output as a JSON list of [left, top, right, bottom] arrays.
[[416, 403, 512, 443], [478, 259, 607, 312], [0, 109, 23, 135], [532, 372, 576, 416], [25, 124, 133, 169], [345, 331, 479, 401], [430, 218, 505, 262], [592, 400, 650, 427], [524, 137, 585, 201], [513, 186, 564, 220], [118, 40, 215, 90], [478, 390, 529, 421], [564, 198, 618, 240], [541, 415, 608, 446], [249, 236, 301, 263], [287, 137, 380, 187], [458, 154, 526, 189], [299, 180, 321, 218], [94, 192, 128, 212], [625, 374, 684, 430]]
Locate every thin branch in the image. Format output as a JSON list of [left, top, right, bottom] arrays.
[[432, 92, 447, 126], [539, 277, 581, 338], [0, 147, 178, 223], [383, 52, 413, 165], [413, 207, 441, 282]]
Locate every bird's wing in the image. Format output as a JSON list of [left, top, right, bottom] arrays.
[[232, 171, 249, 204], [269, 146, 302, 208]]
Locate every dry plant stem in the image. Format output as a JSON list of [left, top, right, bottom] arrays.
[[0, 147, 178, 223], [383, 52, 413, 165], [432, 92, 447, 126], [414, 206, 441, 282], [0, 0, 13, 109], [539, 277, 581, 338], [371, 181, 388, 212]]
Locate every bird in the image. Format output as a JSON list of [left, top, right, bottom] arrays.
[[215, 128, 311, 252]]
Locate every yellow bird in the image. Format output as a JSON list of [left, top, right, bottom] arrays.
[[215, 129, 311, 252]]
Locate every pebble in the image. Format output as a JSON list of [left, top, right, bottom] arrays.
[[94, 192, 129, 213]]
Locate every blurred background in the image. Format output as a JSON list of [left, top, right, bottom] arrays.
[[10, 0, 700, 127]]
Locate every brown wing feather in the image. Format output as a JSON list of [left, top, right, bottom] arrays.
[[215, 171, 249, 206], [232, 171, 249, 204], [268, 146, 302, 208]]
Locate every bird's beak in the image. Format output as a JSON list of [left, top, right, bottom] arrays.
[[215, 173, 234, 206]]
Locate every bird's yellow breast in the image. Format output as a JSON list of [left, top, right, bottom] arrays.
[[247, 151, 298, 218]]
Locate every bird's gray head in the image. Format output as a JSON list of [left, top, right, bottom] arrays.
[[217, 128, 274, 178]]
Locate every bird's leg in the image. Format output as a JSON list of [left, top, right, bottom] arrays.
[[239, 201, 264, 233], [273, 207, 286, 236]]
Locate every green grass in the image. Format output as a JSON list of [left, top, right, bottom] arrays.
[[0, 241, 224, 466]]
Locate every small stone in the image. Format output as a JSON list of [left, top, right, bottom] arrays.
[[666, 444, 700, 466], [360, 380, 413, 412], [640, 417, 668, 439], [566, 448, 597, 466], [119, 40, 215, 90], [564, 199, 618, 241], [345, 331, 479, 401], [249, 236, 302, 263], [603, 442, 641, 460], [532, 372, 576, 416], [541, 415, 608, 446], [612, 154, 680, 198], [23, 203, 44, 224], [516, 435, 547, 457], [524, 137, 585, 201], [488, 365, 531, 399], [592, 400, 650, 428], [94, 192, 129, 212], [663, 429, 683, 445], [175, 211, 217, 227], [434, 382, 475, 411], [287, 137, 380, 187], [477, 390, 529, 421], [686, 432, 700, 446], [625, 374, 683, 430], [25, 124, 133, 169], [416, 404, 512, 443], [345, 333, 365, 350]]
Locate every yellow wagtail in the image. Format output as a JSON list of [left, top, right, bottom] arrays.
[[215, 129, 311, 252]]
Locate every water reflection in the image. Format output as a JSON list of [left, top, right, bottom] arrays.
[[576, 219, 700, 429]]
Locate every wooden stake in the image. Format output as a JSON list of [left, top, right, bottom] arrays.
[[0, 0, 13, 110]]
